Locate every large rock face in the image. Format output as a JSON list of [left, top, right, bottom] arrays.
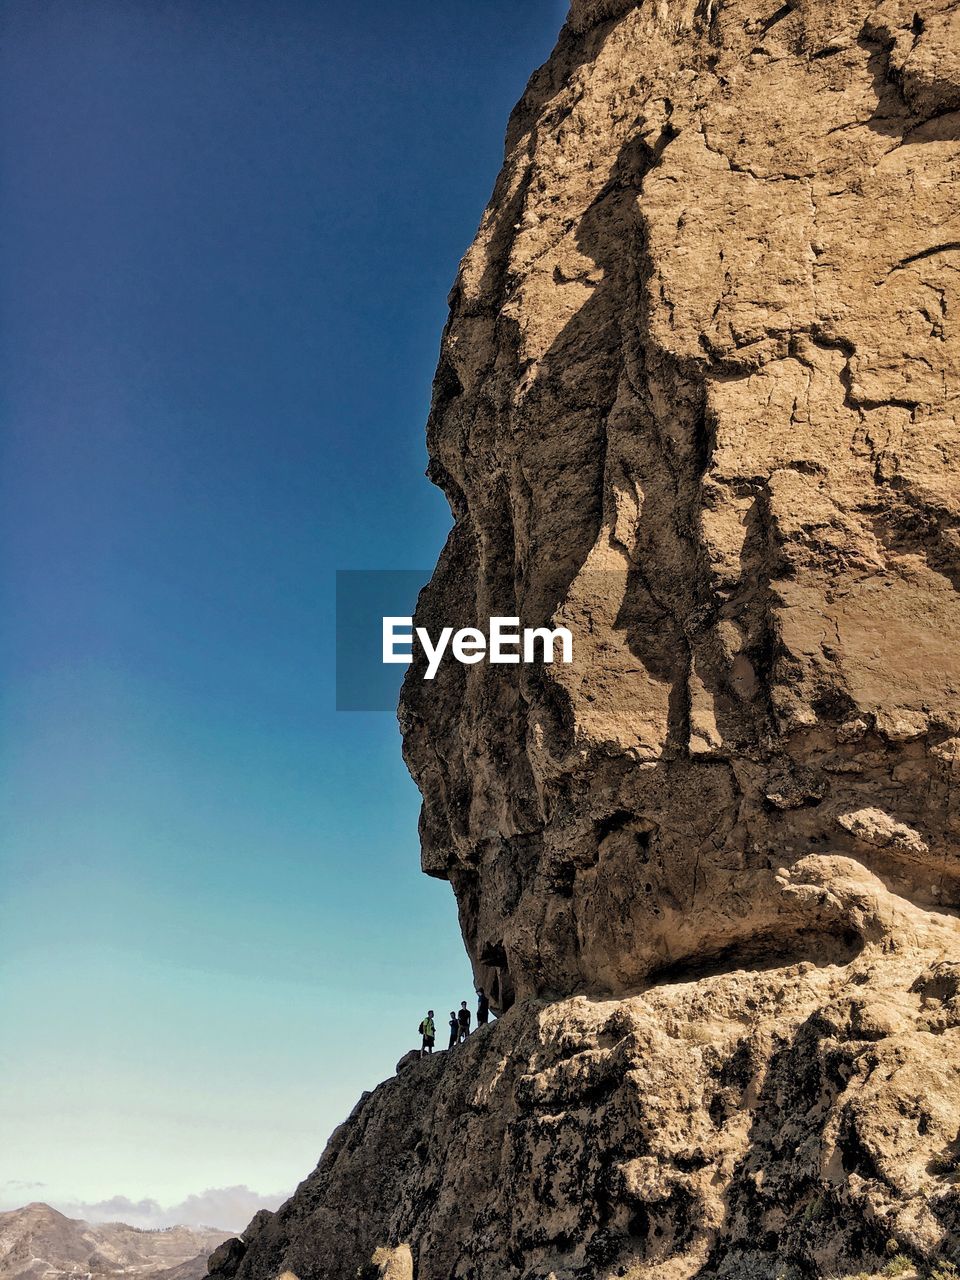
[[399, 0, 960, 1010], [212, 0, 960, 1276]]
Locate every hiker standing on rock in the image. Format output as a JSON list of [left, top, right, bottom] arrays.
[[457, 1000, 471, 1042], [476, 988, 489, 1027], [419, 1010, 436, 1056], [447, 1010, 459, 1049]]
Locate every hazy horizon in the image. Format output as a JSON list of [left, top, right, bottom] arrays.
[[0, 1186, 286, 1234]]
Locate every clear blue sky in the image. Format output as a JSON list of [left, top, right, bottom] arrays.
[[0, 0, 566, 1223]]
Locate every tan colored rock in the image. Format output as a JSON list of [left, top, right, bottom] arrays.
[[368, 1245, 413, 1280], [837, 807, 929, 857], [216, 0, 960, 1275], [400, 0, 960, 1007]]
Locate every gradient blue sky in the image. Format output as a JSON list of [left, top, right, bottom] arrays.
[[0, 0, 566, 1225]]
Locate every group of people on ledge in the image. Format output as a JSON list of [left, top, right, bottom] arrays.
[[418, 990, 490, 1055]]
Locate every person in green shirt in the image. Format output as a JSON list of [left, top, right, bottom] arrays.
[[419, 1010, 436, 1056]]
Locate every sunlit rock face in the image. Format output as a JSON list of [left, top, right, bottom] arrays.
[[400, 0, 960, 1010], [209, 4, 960, 1278]]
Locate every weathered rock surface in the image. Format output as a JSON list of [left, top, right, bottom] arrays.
[[212, 867, 960, 1278], [401, 0, 960, 1008], [213, 0, 960, 1275]]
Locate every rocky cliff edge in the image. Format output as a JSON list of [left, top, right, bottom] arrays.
[[211, 0, 960, 1274]]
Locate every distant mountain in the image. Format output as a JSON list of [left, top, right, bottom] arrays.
[[0, 1204, 231, 1280]]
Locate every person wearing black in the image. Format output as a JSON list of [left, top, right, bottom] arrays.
[[457, 1000, 471, 1042], [448, 1010, 459, 1049], [476, 988, 489, 1026]]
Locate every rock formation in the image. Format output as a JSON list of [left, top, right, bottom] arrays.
[[0, 1204, 231, 1280], [211, 0, 960, 1275]]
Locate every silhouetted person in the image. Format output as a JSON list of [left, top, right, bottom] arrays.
[[419, 1010, 436, 1056], [448, 1011, 459, 1049], [476, 989, 489, 1026], [457, 1000, 471, 1042]]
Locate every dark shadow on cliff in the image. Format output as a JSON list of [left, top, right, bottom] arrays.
[[857, 22, 960, 140], [648, 926, 863, 988]]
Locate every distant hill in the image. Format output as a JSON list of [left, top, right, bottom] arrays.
[[0, 1204, 231, 1280]]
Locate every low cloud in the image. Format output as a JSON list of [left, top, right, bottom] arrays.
[[52, 1187, 287, 1233]]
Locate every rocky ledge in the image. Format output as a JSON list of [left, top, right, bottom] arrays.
[[209, 864, 960, 1278]]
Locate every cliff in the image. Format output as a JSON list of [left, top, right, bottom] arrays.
[[211, 0, 960, 1275], [212, 896, 960, 1278]]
